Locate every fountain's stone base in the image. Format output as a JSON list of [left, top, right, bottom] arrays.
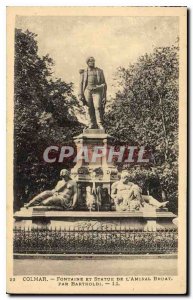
[[14, 207, 176, 231]]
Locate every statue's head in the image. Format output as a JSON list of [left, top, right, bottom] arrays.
[[60, 169, 70, 180], [120, 170, 130, 183], [86, 56, 95, 68]]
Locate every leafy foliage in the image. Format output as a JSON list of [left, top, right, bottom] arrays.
[[14, 29, 83, 211], [105, 43, 179, 212]]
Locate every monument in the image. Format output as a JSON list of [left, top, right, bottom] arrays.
[[78, 56, 107, 129], [14, 57, 176, 234]]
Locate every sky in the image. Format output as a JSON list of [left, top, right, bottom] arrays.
[[16, 16, 179, 97]]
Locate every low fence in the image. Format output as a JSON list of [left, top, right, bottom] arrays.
[[13, 226, 178, 255]]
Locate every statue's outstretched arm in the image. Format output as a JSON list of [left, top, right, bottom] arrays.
[[53, 180, 66, 193]]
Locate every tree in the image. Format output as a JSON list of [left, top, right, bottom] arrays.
[[14, 29, 83, 211], [105, 42, 179, 212]]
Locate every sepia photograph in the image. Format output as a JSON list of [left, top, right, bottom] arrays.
[[6, 6, 187, 294]]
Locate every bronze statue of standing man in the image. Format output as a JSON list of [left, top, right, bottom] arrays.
[[78, 57, 107, 129]]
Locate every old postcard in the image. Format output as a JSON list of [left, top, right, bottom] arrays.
[[7, 6, 187, 294]]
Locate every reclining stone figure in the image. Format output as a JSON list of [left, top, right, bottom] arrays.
[[25, 169, 77, 210], [111, 171, 169, 212]]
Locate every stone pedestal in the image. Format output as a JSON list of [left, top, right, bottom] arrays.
[[71, 128, 118, 210], [71, 128, 118, 182]]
